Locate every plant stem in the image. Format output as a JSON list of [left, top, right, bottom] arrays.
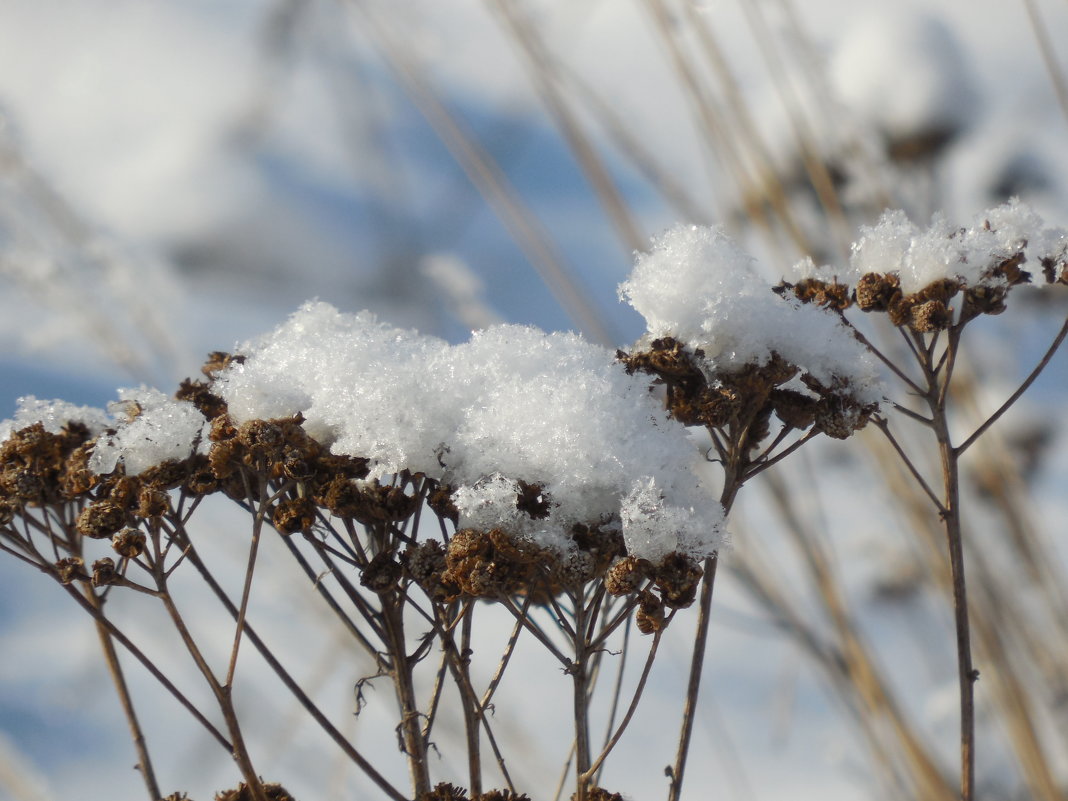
[[85, 587, 161, 801], [921, 327, 975, 801], [931, 401, 976, 801], [572, 588, 592, 801], [668, 462, 742, 801], [382, 595, 431, 797]]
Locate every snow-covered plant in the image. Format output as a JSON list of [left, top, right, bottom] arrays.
[[1, 201, 1065, 801]]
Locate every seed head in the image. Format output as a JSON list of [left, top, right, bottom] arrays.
[[76, 501, 126, 539], [92, 557, 118, 587], [272, 497, 317, 535], [604, 555, 650, 596], [112, 528, 147, 559], [54, 556, 85, 585]]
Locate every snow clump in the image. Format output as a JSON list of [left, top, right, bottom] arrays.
[[0, 397, 111, 442], [619, 223, 883, 404], [89, 387, 208, 476], [216, 302, 723, 561], [841, 199, 1068, 293]]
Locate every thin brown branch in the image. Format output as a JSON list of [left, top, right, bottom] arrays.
[[582, 622, 668, 782], [871, 417, 946, 513], [956, 314, 1068, 457], [182, 542, 409, 801], [85, 586, 161, 801]]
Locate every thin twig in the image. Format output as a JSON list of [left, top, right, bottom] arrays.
[[871, 417, 946, 513], [583, 621, 669, 782], [84, 586, 161, 801], [956, 315, 1068, 457]]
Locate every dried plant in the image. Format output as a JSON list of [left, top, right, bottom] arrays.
[[3, 199, 1065, 801]]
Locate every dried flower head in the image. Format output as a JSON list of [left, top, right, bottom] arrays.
[[175, 377, 228, 421], [54, 556, 85, 585], [107, 475, 141, 510], [653, 552, 703, 609], [360, 551, 402, 594], [477, 791, 532, 801], [604, 555, 650, 596], [137, 486, 169, 518], [139, 460, 190, 491], [76, 501, 126, 539], [443, 528, 540, 599], [635, 590, 666, 634], [112, 528, 147, 559], [769, 388, 818, 430], [92, 557, 118, 587], [909, 299, 952, 332], [214, 782, 294, 801], [201, 351, 245, 378], [272, 497, 317, 535], [185, 455, 220, 496], [403, 540, 457, 603], [854, 272, 902, 312], [515, 480, 551, 519], [427, 482, 460, 524], [572, 790, 624, 801], [419, 783, 468, 801]]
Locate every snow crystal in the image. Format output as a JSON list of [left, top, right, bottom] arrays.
[[89, 388, 207, 476], [620, 478, 715, 563], [0, 396, 111, 441], [620, 224, 882, 403]]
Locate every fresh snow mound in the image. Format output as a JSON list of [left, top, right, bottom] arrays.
[[619, 224, 882, 403], [217, 302, 724, 560]]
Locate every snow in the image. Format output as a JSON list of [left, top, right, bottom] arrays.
[[829, 8, 978, 147], [620, 224, 883, 403], [88, 387, 207, 476], [0, 396, 110, 442], [842, 200, 1068, 293], [217, 301, 724, 559]]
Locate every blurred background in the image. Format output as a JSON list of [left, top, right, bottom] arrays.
[[1, 1, 1067, 799]]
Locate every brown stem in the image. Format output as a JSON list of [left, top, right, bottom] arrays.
[[182, 542, 409, 801], [931, 400, 976, 801], [84, 587, 161, 801], [225, 478, 268, 689], [582, 623, 667, 782], [382, 596, 431, 797], [666, 463, 743, 801], [572, 588, 592, 801], [919, 325, 975, 801], [157, 590, 269, 801]]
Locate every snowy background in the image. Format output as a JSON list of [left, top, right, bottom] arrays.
[[1, 1, 1067, 799]]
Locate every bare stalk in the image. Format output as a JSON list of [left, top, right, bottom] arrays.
[[668, 454, 744, 801], [381, 593, 431, 797], [181, 541, 409, 801], [571, 588, 593, 801], [582, 625, 666, 783], [84, 586, 161, 801]]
